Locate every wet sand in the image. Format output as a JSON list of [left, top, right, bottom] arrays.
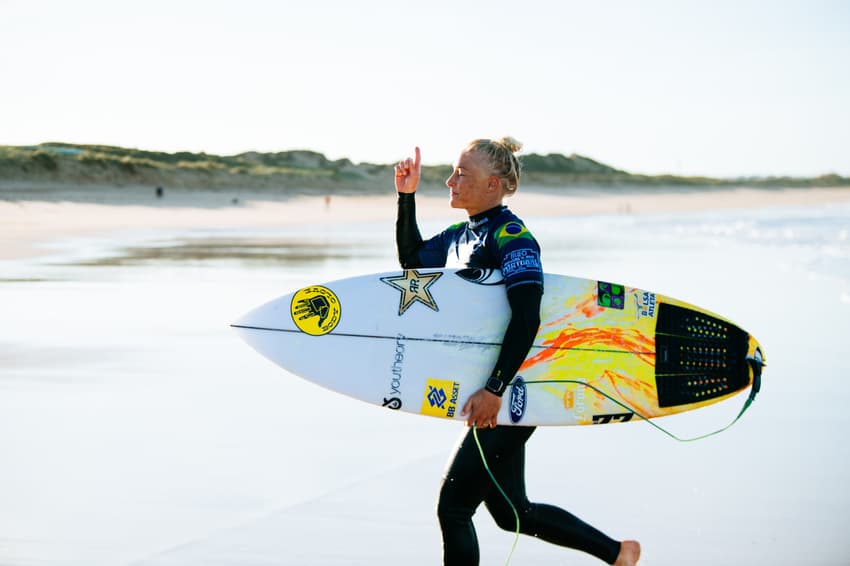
[[2, 186, 849, 260]]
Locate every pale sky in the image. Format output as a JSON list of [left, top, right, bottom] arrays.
[[1, 0, 848, 177]]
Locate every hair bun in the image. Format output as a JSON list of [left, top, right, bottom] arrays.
[[464, 137, 523, 195], [497, 136, 523, 154]]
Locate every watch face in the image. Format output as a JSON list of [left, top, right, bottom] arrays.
[[487, 377, 505, 393]]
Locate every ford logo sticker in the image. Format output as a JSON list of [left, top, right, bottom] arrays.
[[509, 377, 527, 424]]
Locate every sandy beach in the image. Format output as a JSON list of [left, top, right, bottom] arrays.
[[2, 185, 849, 260]]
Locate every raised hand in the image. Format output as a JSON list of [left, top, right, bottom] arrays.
[[394, 146, 421, 194]]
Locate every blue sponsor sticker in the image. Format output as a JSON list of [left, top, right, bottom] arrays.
[[502, 249, 542, 280], [509, 377, 528, 423]]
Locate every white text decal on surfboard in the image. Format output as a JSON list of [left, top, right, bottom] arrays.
[[380, 270, 443, 315]]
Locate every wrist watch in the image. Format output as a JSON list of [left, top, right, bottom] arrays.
[[485, 376, 507, 397]]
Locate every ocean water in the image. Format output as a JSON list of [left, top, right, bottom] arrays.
[[1, 198, 849, 566]]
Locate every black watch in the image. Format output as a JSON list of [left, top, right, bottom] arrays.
[[485, 376, 508, 397]]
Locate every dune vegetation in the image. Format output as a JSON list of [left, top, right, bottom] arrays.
[[1, 143, 847, 196]]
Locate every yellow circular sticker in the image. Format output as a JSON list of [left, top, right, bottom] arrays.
[[290, 285, 341, 336]]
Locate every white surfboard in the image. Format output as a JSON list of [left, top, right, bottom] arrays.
[[232, 268, 764, 426]]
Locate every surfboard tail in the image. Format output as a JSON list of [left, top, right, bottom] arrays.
[[746, 336, 765, 397]]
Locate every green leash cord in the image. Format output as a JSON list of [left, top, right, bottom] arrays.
[[523, 375, 760, 442], [472, 359, 763, 565], [472, 424, 521, 566]]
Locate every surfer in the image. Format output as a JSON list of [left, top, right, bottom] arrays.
[[393, 138, 641, 566]]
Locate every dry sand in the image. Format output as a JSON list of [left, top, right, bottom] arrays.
[[2, 186, 849, 261]]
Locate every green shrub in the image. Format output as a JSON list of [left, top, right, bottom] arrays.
[[30, 151, 58, 171]]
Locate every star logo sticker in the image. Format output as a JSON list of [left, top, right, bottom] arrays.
[[380, 269, 443, 315]]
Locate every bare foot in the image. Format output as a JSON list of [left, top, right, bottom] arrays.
[[613, 540, 641, 566]]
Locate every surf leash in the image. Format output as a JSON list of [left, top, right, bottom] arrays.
[[472, 424, 521, 566], [521, 353, 764, 442]]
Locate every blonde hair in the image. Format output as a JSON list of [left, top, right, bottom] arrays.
[[466, 136, 523, 195]]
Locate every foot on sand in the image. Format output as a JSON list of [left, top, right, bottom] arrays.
[[613, 540, 641, 566]]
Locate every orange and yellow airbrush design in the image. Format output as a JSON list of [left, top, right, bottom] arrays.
[[515, 280, 759, 424]]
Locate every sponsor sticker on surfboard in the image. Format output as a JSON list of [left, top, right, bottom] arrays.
[[421, 378, 460, 418], [509, 377, 528, 423], [290, 285, 341, 336]]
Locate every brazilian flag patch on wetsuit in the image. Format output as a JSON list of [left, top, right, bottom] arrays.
[[495, 222, 533, 248]]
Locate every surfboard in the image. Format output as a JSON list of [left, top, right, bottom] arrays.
[[232, 268, 764, 426]]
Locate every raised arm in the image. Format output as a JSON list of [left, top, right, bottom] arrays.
[[395, 147, 425, 268]]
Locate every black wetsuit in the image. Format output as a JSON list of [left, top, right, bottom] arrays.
[[396, 192, 622, 565]]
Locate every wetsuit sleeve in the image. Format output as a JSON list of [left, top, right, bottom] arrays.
[[488, 283, 542, 394], [396, 192, 452, 268], [486, 218, 545, 394], [396, 192, 424, 268]]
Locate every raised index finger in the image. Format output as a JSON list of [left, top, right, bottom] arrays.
[[413, 146, 421, 171]]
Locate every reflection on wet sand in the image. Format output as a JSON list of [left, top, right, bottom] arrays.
[[62, 237, 386, 267]]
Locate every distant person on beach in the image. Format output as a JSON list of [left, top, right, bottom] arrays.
[[393, 138, 641, 566]]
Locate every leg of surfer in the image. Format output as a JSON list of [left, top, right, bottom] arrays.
[[438, 426, 640, 565], [438, 426, 531, 565], [483, 434, 623, 563]]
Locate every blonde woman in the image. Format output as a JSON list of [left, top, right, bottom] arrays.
[[394, 138, 640, 566]]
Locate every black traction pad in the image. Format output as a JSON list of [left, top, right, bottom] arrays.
[[655, 303, 750, 408]]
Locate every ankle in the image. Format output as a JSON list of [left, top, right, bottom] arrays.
[[613, 540, 641, 566]]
